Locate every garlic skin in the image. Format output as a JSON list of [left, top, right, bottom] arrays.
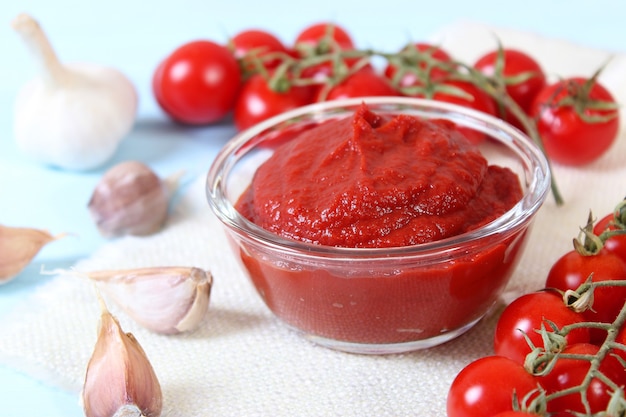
[[0, 225, 64, 284], [12, 13, 137, 171], [87, 267, 213, 334], [88, 161, 170, 238], [83, 298, 162, 417]]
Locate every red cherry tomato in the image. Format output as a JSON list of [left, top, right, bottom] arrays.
[[530, 77, 619, 166], [153, 40, 241, 125], [384, 43, 454, 88], [545, 247, 626, 344], [294, 22, 354, 51], [316, 67, 398, 101], [413, 80, 497, 144], [494, 291, 590, 365], [492, 412, 541, 417], [594, 212, 626, 262], [538, 343, 624, 416], [230, 29, 290, 71], [294, 22, 359, 81], [474, 48, 546, 130], [233, 73, 315, 131], [447, 356, 538, 417]]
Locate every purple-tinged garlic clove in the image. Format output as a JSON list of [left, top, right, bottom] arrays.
[[88, 161, 171, 238], [82, 297, 163, 417]]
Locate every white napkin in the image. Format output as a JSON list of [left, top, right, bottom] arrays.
[[1, 21, 625, 417]]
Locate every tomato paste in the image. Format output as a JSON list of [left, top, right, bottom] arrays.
[[234, 103, 526, 346], [237, 103, 522, 248]]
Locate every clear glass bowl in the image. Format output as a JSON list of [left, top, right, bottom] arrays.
[[206, 97, 551, 354]]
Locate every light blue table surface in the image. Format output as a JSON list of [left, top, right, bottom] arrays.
[[1, 1, 625, 415]]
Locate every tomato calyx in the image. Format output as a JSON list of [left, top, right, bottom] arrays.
[[573, 211, 606, 256], [294, 23, 354, 56], [535, 68, 620, 125], [571, 209, 626, 257], [512, 387, 549, 417]]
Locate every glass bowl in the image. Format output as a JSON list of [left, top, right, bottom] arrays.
[[206, 97, 550, 354]]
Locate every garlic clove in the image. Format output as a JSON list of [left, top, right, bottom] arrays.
[[0, 224, 64, 284], [86, 267, 212, 334], [88, 161, 171, 238], [12, 13, 137, 171], [83, 297, 162, 417]]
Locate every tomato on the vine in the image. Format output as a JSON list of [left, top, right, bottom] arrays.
[[233, 73, 315, 131], [316, 67, 398, 101], [384, 42, 454, 88], [294, 22, 354, 51], [530, 77, 619, 166], [230, 29, 290, 71], [447, 356, 538, 417], [294, 22, 359, 81], [474, 48, 546, 130], [545, 247, 626, 344], [494, 291, 590, 365], [538, 343, 624, 416], [594, 211, 626, 262], [153, 40, 241, 125]]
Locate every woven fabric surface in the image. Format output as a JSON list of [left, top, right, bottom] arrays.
[[1, 21, 625, 416]]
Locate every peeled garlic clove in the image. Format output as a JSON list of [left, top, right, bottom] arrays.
[[0, 224, 64, 283], [88, 161, 170, 238], [87, 267, 212, 334], [83, 298, 162, 417]]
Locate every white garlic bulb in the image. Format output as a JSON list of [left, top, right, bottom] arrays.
[[12, 13, 137, 171]]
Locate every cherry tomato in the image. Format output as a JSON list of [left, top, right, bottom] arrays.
[[447, 356, 538, 417], [594, 212, 626, 262], [538, 343, 624, 416], [230, 29, 290, 71], [233, 73, 315, 131], [545, 247, 626, 344], [413, 80, 497, 144], [384, 43, 454, 88], [530, 77, 619, 166], [294, 22, 354, 51], [474, 48, 546, 130], [492, 412, 540, 417], [494, 291, 590, 365], [153, 40, 241, 125], [294, 22, 359, 81], [316, 67, 398, 101]]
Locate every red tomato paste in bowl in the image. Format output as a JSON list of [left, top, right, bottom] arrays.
[[236, 104, 522, 247], [207, 98, 550, 354]]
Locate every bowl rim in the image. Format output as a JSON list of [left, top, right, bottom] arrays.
[[206, 96, 551, 259]]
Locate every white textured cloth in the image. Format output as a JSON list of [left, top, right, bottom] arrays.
[[1, 21, 625, 417]]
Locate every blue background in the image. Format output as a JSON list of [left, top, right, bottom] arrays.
[[1, 0, 625, 415]]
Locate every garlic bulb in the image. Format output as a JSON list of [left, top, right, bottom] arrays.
[[83, 297, 162, 417], [0, 225, 65, 284], [11, 13, 137, 171], [88, 161, 172, 238], [85, 266, 212, 334]]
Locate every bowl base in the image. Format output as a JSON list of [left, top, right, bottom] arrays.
[[294, 316, 482, 355]]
